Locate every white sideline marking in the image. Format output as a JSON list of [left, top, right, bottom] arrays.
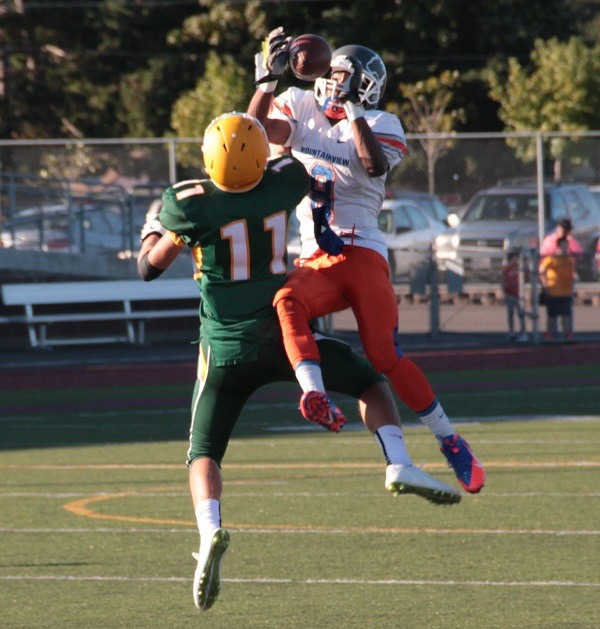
[[0, 526, 598, 536], [1, 460, 599, 470], [1, 490, 599, 499], [1, 411, 598, 425], [0, 575, 597, 588]]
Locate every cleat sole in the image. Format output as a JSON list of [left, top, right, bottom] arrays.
[[386, 481, 462, 506], [195, 529, 230, 612]]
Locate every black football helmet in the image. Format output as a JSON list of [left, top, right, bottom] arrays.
[[314, 44, 387, 118]]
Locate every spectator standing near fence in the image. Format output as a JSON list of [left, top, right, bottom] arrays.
[[501, 251, 528, 342], [540, 218, 583, 257], [539, 237, 575, 342]]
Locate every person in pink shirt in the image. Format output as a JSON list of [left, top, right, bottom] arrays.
[[540, 218, 583, 257]]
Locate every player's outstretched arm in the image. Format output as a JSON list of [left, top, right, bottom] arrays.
[[248, 27, 292, 145]]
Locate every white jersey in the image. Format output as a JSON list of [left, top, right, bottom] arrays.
[[271, 87, 407, 259]]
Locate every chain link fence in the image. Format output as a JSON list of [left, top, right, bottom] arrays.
[[1, 131, 599, 342]]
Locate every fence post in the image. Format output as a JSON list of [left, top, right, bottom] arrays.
[[536, 133, 546, 246], [429, 249, 440, 339], [168, 139, 177, 183], [529, 250, 541, 344]]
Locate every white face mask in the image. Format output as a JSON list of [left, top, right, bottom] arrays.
[[314, 74, 352, 120]]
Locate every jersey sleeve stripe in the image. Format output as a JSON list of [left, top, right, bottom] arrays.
[[172, 179, 202, 188], [273, 99, 296, 122], [376, 135, 408, 155], [168, 231, 186, 247], [175, 184, 206, 200]]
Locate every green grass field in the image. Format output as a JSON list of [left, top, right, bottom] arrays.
[[1, 363, 599, 628]]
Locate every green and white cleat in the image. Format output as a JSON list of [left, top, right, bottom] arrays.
[[192, 528, 230, 611], [385, 464, 461, 505]]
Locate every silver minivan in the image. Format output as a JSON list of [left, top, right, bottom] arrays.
[[435, 181, 600, 282]]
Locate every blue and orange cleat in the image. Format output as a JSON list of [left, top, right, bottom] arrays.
[[299, 390, 347, 432], [439, 434, 485, 494]]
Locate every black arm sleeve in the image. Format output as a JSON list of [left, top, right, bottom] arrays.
[[138, 253, 165, 281]]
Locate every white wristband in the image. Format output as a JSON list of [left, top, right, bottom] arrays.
[[344, 101, 365, 122], [258, 80, 278, 93], [140, 218, 166, 242]]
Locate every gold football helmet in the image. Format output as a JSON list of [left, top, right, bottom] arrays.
[[202, 112, 269, 192]]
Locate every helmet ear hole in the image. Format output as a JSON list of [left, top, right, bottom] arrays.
[[203, 113, 269, 193]]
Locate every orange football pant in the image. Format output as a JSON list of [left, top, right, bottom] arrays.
[[274, 246, 435, 413]]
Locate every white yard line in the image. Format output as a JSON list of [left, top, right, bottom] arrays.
[[0, 526, 598, 536], [0, 575, 598, 588]]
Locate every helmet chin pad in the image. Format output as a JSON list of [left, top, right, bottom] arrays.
[[314, 77, 347, 119], [322, 98, 346, 119]]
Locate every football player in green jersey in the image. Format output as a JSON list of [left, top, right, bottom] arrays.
[[137, 112, 460, 612]]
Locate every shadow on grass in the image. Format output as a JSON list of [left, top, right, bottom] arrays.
[[0, 382, 303, 450]]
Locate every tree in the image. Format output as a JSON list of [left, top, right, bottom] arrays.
[[0, 0, 594, 142], [0, 1, 196, 139], [170, 52, 251, 170], [388, 70, 465, 194], [487, 37, 600, 180]]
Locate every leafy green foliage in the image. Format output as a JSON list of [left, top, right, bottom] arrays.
[[389, 70, 465, 193], [487, 37, 600, 175], [0, 1, 594, 141], [170, 52, 252, 169], [489, 37, 600, 132]]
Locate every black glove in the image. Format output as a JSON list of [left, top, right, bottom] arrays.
[[255, 27, 291, 85], [312, 206, 344, 255], [336, 56, 363, 105]]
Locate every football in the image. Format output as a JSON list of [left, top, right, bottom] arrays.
[[288, 34, 332, 81]]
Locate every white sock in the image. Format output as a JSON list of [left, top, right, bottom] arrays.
[[195, 498, 221, 540], [418, 399, 455, 440], [375, 424, 412, 467], [295, 360, 325, 393]]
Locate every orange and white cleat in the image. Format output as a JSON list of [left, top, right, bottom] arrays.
[[299, 390, 347, 432]]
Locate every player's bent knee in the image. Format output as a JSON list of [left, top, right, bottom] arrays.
[[273, 284, 310, 309], [365, 351, 401, 376]]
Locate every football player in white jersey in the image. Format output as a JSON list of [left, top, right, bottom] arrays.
[[248, 28, 485, 494]]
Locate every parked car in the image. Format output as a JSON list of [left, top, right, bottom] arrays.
[[286, 201, 445, 284], [378, 199, 447, 282], [386, 190, 453, 225], [0, 201, 132, 255], [435, 181, 600, 282]]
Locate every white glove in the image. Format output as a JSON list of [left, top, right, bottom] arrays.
[[140, 200, 166, 242], [336, 55, 365, 121]]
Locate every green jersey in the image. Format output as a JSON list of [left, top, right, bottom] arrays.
[[160, 154, 309, 365]]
